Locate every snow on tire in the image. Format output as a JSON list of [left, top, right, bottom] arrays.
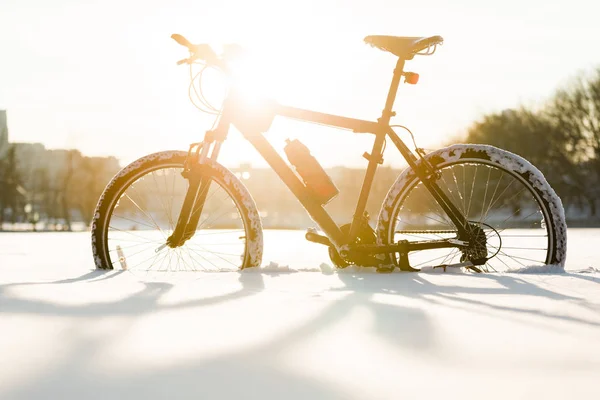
[[376, 144, 567, 272], [91, 151, 263, 271]]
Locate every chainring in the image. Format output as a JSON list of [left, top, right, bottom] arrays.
[[328, 223, 377, 268]]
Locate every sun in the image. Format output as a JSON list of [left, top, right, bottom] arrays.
[[195, 46, 311, 110]]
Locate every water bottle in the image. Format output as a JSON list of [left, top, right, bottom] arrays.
[[284, 139, 339, 205]]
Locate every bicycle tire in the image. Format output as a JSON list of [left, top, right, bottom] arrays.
[[376, 144, 567, 272], [91, 151, 263, 271]]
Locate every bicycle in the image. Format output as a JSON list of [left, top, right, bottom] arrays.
[[91, 34, 567, 273]]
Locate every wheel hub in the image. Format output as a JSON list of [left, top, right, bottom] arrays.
[[460, 222, 488, 263]]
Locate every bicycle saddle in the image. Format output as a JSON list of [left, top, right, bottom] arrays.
[[364, 35, 444, 60]]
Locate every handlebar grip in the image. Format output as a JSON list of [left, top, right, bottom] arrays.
[[171, 34, 193, 50]]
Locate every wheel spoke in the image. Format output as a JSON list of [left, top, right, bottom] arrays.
[[122, 193, 166, 238], [389, 158, 555, 273], [111, 214, 157, 230], [481, 170, 504, 222], [413, 252, 458, 267], [451, 166, 466, 215], [479, 166, 492, 224], [108, 226, 163, 243], [439, 173, 464, 217], [100, 159, 249, 272], [150, 170, 176, 230]]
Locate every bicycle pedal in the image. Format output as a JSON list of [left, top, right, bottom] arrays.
[[305, 229, 332, 246]]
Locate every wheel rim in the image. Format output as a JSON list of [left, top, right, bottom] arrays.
[[389, 159, 553, 272], [103, 162, 249, 272]]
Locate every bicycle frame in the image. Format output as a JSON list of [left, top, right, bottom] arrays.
[[168, 58, 471, 263]]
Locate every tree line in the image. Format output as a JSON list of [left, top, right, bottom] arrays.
[[460, 68, 600, 219], [2, 67, 598, 231]]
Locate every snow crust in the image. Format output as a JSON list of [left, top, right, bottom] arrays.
[[0, 231, 599, 399], [512, 264, 565, 274]]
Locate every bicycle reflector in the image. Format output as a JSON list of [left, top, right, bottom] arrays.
[[404, 72, 419, 84]]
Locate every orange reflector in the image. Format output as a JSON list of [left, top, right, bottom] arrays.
[[405, 72, 419, 85]]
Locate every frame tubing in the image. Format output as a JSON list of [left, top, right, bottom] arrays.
[[275, 104, 379, 133], [348, 129, 386, 240], [244, 132, 346, 247], [172, 58, 472, 258], [347, 58, 406, 240], [386, 128, 469, 237], [380, 59, 406, 124]]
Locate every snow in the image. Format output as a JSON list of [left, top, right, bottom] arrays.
[[1, 229, 600, 399]]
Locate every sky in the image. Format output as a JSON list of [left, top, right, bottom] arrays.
[[1, 0, 599, 168]]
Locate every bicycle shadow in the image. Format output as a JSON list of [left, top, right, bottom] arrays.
[[332, 269, 600, 330], [0, 268, 265, 317], [563, 271, 600, 285], [0, 270, 381, 400], [2, 267, 599, 400]]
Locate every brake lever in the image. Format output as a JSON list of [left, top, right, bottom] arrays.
[[176, 52, 202, 66], [171, 34, 194, 50]]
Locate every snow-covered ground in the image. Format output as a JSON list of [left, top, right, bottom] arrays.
[[1, 229, 599, 399]]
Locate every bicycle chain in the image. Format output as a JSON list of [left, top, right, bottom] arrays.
[[395, 230, 458, 235]]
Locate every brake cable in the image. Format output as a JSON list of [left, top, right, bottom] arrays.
[[390, 125, 438, 177]]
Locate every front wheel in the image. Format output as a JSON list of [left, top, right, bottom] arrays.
[[92, 151, 263, 272], [376, 144, 567, 272]]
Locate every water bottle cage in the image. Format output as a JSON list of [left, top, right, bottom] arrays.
[[362, 151, 384, 164]]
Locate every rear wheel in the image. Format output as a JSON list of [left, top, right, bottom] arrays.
[[92, 151, 263, 272], [377, 145, 567, 272]]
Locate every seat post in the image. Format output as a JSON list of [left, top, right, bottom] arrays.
[[379, 58, 406, 124]]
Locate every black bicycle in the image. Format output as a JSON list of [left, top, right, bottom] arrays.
[[91, 34, 567, 273]]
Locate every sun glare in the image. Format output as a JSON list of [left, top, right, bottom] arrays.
[[195, 45, 311, 111]]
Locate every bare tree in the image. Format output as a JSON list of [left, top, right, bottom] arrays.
[[68, 156, 118, 228], [59, 150, 79, 231], [463, 108, 583, 212], [547, 68, 600, 216]]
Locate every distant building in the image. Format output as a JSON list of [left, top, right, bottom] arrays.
[[0, 110, 8, 158], [11, 142, 47, 178], [0, 110, 121, 229]]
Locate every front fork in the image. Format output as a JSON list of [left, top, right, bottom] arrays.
[[165, 136, 222, 248]]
